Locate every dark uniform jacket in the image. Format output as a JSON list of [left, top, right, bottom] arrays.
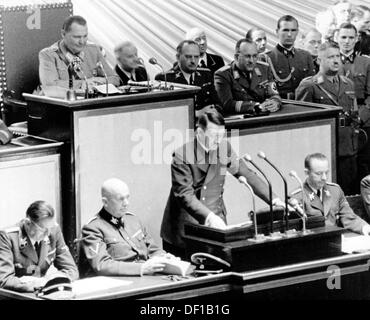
[[339, 53, 370, 126], [214, 61, 281, 114], [160, 138, 274, 249], [361, 175, 370, 219], [0, 221, 78, 292], [155, 65, 219, 110], [115, 65, 148, 85], [202, 52, 225, 76], [39, 40, 120, 89], [291, 181, 367, 234], [267, 44, 315, 98], [295, 73, 357, 157], [80, 208, 165, 277]]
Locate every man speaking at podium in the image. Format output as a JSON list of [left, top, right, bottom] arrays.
[[160, 109, 285, 259], [39, 15, 120, 90]]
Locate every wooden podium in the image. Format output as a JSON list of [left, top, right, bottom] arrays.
[[24, 88, 197, 250]]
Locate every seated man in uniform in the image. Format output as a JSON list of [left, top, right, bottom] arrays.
[[39, 15, 120, 90], [214, 38, 281, 115], [361, 175, 370, 220], [296, 42, 359, 195], [155, 40, 219, 111], [291, 153, 370, 235], [80, 178, 176, 277], [0, 201, 79, 292], [114, 41, 149, 85]]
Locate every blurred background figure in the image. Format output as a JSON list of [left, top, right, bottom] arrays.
[[299, 28, 323, 73], [246, 27, 269, 54]]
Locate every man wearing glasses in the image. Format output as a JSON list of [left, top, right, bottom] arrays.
[[155, 40, 219, 111], [291, 153, 370, 235], [0, 201, 78, 292], [160, 109, 286, 259], [214, 38, 281, 115]]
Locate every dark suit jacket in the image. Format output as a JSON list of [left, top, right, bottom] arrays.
[[0, 221, 78, 292], [155, 65, 219, 110], [291, 181, 367, 234], [204, 52, 225, 75], [160, 138, 274, 249], [115, 65, 148, 85]]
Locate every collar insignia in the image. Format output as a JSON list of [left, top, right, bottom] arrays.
[[110, 216, 119, 225], [20, 237, 28, 249], [309, 192, 315, 201]]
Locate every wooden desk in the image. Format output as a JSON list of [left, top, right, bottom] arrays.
[[2, 252, 368, 300]]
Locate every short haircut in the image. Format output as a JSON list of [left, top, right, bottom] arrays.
[[245, 27, 262, 40], [197, 109, 225, 130], [318, 41, 339, 54], [26, 201, 55, 222], [304, 153, 327, 170], [114, 41, 135, 54], [277, 15, 299, 30], [176, 40, 199, 56], [235, 38, 255, 54], [62, 15, 87, 32], [301, 28, 322, 40], [338, 22, 358, 34]]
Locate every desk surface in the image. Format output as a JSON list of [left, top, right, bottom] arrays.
[[2, 251, 369, 300]]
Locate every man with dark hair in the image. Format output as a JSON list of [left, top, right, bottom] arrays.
[[246, 28, 269, 55], [337, 23, 370, 183], [0, 201, 78, 292], [114, 41, 148, 85], [267, 15, 315, 99], [184, 27, 225, 76], [161, 109, 285, 258], [214, 38, 281, 115], [39, 15, 120, 90], [291, 153, 370, 234], [296, 42, 358, 195], [155, 40, 219, 110]]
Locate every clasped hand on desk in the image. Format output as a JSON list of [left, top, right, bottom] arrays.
[[259, 99, 280, 113]]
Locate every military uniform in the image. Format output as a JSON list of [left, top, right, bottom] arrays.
[[361, 175, 370, 220], [154, 65, 219, 110], [339, 53, 370, 180], [214, 61, 281, 114], [39, 40, 120, 89], [161, 138, 274, 252], [295, 73, 359, 195], [80, 208, 165, 277], [0, 220, 78, 292], [267, 44, 315, 98], [291, 181, 368, 234], [199, 52, 225, 76]]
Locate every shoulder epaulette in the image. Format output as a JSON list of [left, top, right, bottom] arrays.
[[197, 67, 211, 72], [256, 60, 269, 67], [290, 188, 302, 196], [326, 181, 340, 187], [86, 215, 98, 224], [3, 226, 21, 234], [218, 65, 231, 72], [124, 211, 136, 216], [339, 75, 349, 84], [312, 75, 324, 84]]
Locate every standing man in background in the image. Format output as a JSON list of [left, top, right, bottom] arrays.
[[268, 15, 315, 99], [299, 28, 322, 74]]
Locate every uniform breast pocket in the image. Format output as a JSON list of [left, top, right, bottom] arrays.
[[354, 73, 366, 87], [233, 86, 248, 99], [105, 237, 128, 259], [56, 65, 69, 79]]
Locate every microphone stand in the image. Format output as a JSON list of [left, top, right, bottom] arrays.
[[97, 62, 109, 97], [243, 154, 278, 236], [257, 151, 289, 232], [289, 171, 311, 235], [149, 58, 168, 91], [238, 176, 266, 242]]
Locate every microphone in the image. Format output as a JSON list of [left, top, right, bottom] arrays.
[[257, 151, 289, 232], [149, 57, 168, 90], [289, 170, 310, 234], [137, 57, 151, 91], [243, 153, 275, 235], [238, 176, 266, 242], [97, 61, 109, 97], [73, 63, 89, 99]]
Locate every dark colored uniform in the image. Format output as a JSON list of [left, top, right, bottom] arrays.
[[267, 44, 315, 98], [361, 175, 370, 220], [155, 65, 219, 110], [0, 221, 78, 292], [200, 52, 225, 76], [160, 138, 275, 256], [291, 181, 368, 234], [339, 53, 370, 180], [80, 208, 165, 277], [115, 65, 149, 85], [296, 73, 359, 194], [214, 61, 281, 114]]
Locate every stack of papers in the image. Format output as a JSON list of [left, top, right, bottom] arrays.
[[341, 235, 370, 253], [72, 276, 132, 297]]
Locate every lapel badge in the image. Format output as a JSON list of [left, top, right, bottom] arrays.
[[175, 72, 182, 79], [324, 189, 331, 197], [20, 237, 28, 249], [233, 70, 240, 79], [309, 192, 315, 201]]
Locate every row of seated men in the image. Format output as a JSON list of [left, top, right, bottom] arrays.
[[2, 107, 370, 294], [38, 14, 370, 196]]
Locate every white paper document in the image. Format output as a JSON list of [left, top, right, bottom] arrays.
[[94, 84, 121, 94], [341, 234, 370, 253], [72, 276, 132, 297]]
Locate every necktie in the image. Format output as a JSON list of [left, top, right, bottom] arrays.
[[189, 75, 194, 85], [317, 189, 321, 199], [130, 73, 135, 81], [34, 241, 41, 259]]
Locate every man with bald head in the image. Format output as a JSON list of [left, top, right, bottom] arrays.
[[185, 27, 225, 76], [114, 41, 148, 85], [80, 178, 171, 276]]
